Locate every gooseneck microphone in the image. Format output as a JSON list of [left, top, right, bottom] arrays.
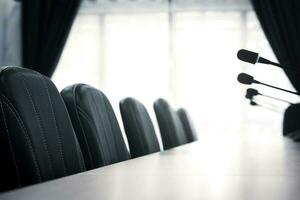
[[246, 88, 259, 98], [237, 73, 300, 96], [245, 88, 259, 100], [248, 99, 282, 113], [246, 88, 293, 105], [250, 100, 258, 106], [237, 73, 260, 84], [237, 49, 271, 65], [237, 49, 299, 73]]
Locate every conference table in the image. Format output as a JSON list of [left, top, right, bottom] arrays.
[[1, 133, 300, 200]]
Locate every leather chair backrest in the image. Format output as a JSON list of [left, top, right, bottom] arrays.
[[61, 84, 130, 170], [0, 67, 85, 192], [177, 108, 197, 143], [153, 98, 187, 150], [120, 97, 160, 158], [283, 103, 300, 136]]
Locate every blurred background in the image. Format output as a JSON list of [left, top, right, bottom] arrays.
[[52, 0, 297, 141]]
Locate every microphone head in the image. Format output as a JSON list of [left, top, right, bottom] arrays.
[[237, 73, 254, 85], [250, 101, 258, 106], [246, 88, 259, 96], [237, 49, 259, 64], [245, 93, 253, 99]]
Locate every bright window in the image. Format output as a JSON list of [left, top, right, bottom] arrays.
[[53, 0, 296, 140]]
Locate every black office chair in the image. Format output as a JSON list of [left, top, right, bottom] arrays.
[[177, 108, 197, 143], [61, 84, 130, 170], [153, 98, 187, 150], [283, 103, 300, 140], [0, 67, 85, 192], [120, 97, 160, 158]]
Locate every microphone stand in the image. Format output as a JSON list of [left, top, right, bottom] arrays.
[[255, 81, 300, 96]]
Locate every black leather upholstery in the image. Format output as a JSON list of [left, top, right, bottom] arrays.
[[120, 97, 160, 158], [153, 99, 187, 150], [283, 104, 300, 136], [177, 108, 197, 143], [0, 67, 85, 192], [61, 84, 130, 170]]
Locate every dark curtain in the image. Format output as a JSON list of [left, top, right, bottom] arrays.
[[251, 0, 300, 92], [22, 0, 81, 77]]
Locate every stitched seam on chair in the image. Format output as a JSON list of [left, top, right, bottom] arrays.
[[131, 103, 147, 154], [139, 105, 159, 152], [73, 85, 94, 169], [76, 107, 97, 168], [1, 95, 42, 181], [86, 93, 111, 164], [88, 94, 107, 161], [84, 89, 107, 164], [101, 95, 125, 160], [136, 104, 157, 153], [93, 94, 114, 163], [0, 99, 21, 186], [156, 104, 175, 148], [20, 74, 55, 178], [41, 76, 67, 175], [77, 104, 106, 165]]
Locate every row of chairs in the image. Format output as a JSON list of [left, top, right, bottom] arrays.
[[0, 67, 197, 192]]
